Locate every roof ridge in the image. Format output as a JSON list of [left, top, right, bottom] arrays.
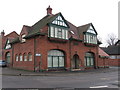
[[5, 31, 19, 37], [77, 23, 91, 28]]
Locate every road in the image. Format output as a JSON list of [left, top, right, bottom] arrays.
[[1, 67, 120, 89]]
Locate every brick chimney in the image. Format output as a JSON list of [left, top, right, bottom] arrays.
[[1, 30, 5, 37], [46, 5, 52, 15]]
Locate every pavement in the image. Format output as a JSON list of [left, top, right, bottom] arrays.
[[1, 66, 119, 76]]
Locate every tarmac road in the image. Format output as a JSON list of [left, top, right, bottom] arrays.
[[1, 67, 120, 89]]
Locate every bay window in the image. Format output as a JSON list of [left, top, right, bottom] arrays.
[[49, 26, 68, 40], [84, 26, 97, 44], [84, 33, 97, 44]]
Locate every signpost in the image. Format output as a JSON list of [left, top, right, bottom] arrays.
[[35, 53, 42, 72]]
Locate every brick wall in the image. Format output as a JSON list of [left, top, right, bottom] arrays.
[[109, 59, 120, 66], [98, 57, 109, 68]]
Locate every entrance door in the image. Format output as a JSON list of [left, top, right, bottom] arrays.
[[6, 52, 10, 65], [72, 54, 80, 69]]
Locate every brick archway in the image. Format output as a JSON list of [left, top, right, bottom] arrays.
[[71, 54, 80, 69], [5, 52, 11, 65]]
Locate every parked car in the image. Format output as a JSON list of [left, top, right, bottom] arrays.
[[0, 60, 7, 67]]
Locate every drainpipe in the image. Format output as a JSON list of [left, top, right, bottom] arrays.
[[34, 37, 36, 72], [12, 44, 14, 67], [96, 46, 99, 69], [69, 37, 72, 71]]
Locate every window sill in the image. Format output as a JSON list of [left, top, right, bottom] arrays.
[[84, 43, 98, 47], [48, 37, 68, 43]]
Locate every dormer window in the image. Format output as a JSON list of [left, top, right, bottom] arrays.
[[48, 14, 69, 40], [21, 34, 26, 42], [84, 25, 97, 44], [49, 26, 68, 40], [5, 40, 11, 49]]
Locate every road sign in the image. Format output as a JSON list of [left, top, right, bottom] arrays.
[[35, 54, 41, 56]]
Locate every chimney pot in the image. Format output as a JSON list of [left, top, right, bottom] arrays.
[[46, 5, 52, 15], [1, 30, 5, 36]]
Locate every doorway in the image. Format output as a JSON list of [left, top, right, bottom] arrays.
[[72, 54, 80, 69]]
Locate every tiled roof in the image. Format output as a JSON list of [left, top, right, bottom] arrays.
[[25, 13, 61, 38], [99, 47, 109, 56], [10, 37, 20, 44], [77, 23, 98, 35], [66, 21, 80, 40], [101, 45, 120, 55], [10, 12, 99, 43]]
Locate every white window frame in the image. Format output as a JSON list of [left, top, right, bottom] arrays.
[[24, 54, 27, 61], [16, 55, 19, 61], [49, 26, 68, 40], [19, 54, 23, 61], [28, 53, 32, 61], [21, 34, 26, 42]]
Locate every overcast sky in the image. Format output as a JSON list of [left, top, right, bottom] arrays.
[[0, 0, 119, 46]]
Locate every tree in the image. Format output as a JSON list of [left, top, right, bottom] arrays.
[[106, 33, 118, 46]]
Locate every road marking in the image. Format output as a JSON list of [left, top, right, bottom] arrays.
[[100, 78, 110, 80], [90, 85, 108, 88]]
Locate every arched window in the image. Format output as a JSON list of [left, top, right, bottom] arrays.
[[84, 52, 94, 67], [19, 54, 23, 61], [23, 53, 27, 61], [28, 53, 32, 61], [15, 54, 19, 61], [48, 50, 65, 68]]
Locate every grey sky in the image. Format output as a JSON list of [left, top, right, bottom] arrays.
[[0, 0, 118, 46]]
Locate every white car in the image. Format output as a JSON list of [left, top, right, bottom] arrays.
[[0, 60, 7, 67]]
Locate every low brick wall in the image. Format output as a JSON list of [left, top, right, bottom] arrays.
[[109, 59, 120, 66], [98, 58, 109, 68]]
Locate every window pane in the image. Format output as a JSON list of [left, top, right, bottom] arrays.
[[53, 57, 58, 67], [50, 26, 54, 37], [62, 29, 65, 39], [28, 53, 32, 61], [20, 55, 22, 61], [48, 57, 52, 68], [16, 55, 18, 61], [24, 54, 27, 61], [48, 50, 64, 56], [90, 58, 94, 66], [55, 28, 58, 38], [58, 28, 62, 38], [87, 58, 90, 66], [59, 57, 64, 67], [86, 34, 88, 43], [65, 30, 68, 39]]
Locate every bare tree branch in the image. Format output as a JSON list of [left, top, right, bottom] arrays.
[[106, 33, 118, 46]]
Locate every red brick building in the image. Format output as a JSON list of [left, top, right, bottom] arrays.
[[101, 40, 120, 66], [0, 30, 19, 67], [1, 6, 109, 71]]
